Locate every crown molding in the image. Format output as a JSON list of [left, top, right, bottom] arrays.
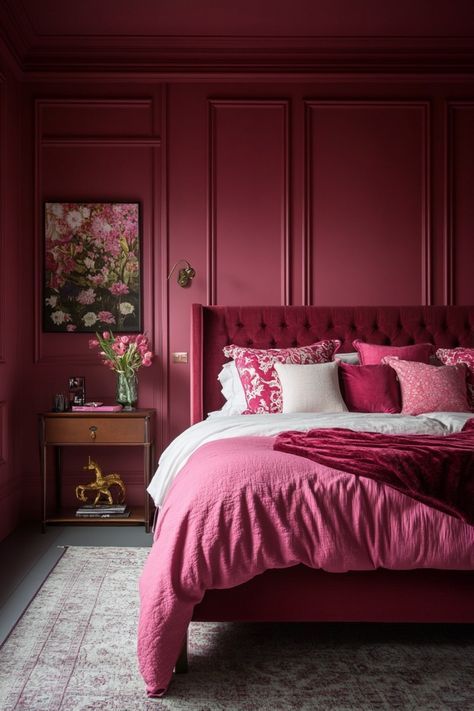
[[0, 0, 473, 77], [18, 35, 474, 76]]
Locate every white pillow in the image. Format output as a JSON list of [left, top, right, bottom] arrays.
[[217, 361, 247, 415], [334, 352, 360, 365], [274, 361, 348, 414]]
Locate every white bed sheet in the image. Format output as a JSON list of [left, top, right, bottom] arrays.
[[148, 411, 473, 507]]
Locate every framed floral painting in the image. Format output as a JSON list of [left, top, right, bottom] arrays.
[[43, 202, 141, 332]]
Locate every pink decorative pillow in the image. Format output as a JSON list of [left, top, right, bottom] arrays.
[[338, 362, 401, 414], [383, 357, 470, 415], [223, 340, 341, 414], [436, 348, 474, 409], [353, 340, 434, 366]]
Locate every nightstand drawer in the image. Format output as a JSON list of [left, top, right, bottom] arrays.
[[44, 417, 146, 444]]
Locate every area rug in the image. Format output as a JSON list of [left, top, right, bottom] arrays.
[[0, 547, 473, 711]]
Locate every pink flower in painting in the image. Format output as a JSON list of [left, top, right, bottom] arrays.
[[109, 281, 129, 296], [126, 256, 139, 274], [77, 288, 96, 305], [104, 234, 121, 257], [66, 324, 77, 332], [91, 216, 112, 241], [98, 311, 116, 324], [89, 274, 105, 286]]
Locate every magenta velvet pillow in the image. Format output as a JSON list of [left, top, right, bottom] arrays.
[[223, 340, 341, 414], [338, 362, 401, 413], [383, 357, 470, 415], [436, 347, 474, 409], [353, 340, 434, 366]]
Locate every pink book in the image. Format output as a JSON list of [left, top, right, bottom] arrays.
[[71, 404, 123, 412]]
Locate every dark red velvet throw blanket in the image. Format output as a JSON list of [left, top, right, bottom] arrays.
[[273, 419, 474, 525]]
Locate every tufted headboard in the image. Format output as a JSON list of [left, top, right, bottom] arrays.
[[190, 304, 474, 423]]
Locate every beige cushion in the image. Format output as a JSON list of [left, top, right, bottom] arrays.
[[274, 361, 348, 414]]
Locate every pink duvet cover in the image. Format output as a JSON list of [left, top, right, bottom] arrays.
[[138, 435, 474, 697]]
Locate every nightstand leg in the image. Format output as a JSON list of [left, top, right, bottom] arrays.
[[54, 446, 62, 513], [41, 445, 47, 533]]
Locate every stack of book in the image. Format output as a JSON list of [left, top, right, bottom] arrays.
[[71, 404, 123, 412], [75, 504, 130, 519]]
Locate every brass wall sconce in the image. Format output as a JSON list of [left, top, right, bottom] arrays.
[[167, 259, 196, 288]]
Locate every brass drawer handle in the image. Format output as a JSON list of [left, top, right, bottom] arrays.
[[89, 426, 98, 440]]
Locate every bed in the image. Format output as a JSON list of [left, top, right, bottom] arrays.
[[138, 304, 474, 697]]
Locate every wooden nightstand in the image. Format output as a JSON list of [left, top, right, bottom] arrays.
[[38, 409, 156, 532]]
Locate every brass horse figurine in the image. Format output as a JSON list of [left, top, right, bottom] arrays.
[[75, 457, 126, 505]]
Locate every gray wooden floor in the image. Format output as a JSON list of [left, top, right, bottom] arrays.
[[0, 523, 152, 645]]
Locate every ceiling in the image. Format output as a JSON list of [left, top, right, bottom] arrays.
[[1, 0, 474, 74], [9, 0, 474, 38]]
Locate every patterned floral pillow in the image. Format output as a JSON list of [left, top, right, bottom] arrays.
[[383, 357, 470, 415], [223, 340, 341, 414], [436, 348, 474, 409]]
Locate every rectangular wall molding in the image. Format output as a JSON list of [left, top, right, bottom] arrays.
[[304, 100, 430, 306], [208, 99, 289, 305], [38, 99, 154, 137], [34, 98, 159, 365], [446, 102, 474, 306]]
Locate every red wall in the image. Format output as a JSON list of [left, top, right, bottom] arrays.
[[1, 46, 474, 537]]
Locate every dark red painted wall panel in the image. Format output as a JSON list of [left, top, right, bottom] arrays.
[[306, 102, 428, 305], [210, 100, 288, 305], [40, 99, 153, 137]]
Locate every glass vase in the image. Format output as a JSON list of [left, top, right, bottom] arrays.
[[116, 371, 138, 410]]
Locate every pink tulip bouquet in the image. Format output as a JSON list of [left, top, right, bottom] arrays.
[[89, 331, 153, 376]]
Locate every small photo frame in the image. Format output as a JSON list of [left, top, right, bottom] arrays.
[[69, 376, 86, 406], [43, 202, 141, 333]]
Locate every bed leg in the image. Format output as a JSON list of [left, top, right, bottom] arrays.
[[175, 632, 188, 674]]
